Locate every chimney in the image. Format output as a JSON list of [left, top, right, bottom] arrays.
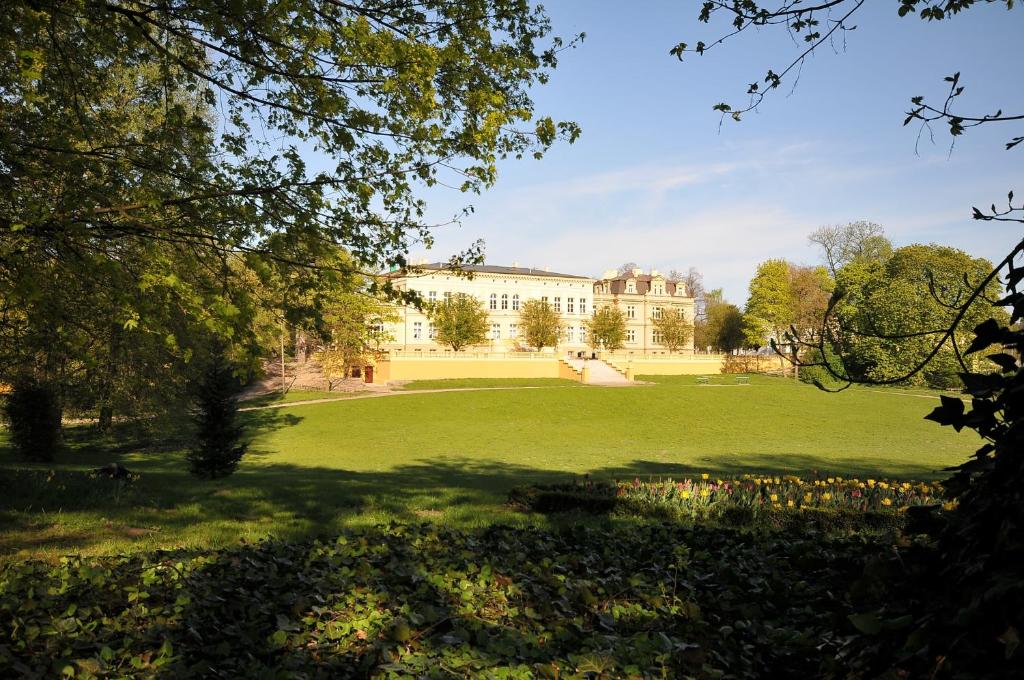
[[544, 265, 550, 272], [512, 261, 519, 269], [631, 267, 643, 277], [601, 269, 618, 280], [651, 269, 660, 277]]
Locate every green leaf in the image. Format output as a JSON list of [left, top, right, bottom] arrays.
[[269, 629, 288, 648], [848, 613, 882, 635]]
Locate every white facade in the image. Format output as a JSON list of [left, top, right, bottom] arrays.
[[386, 264, 593, 353]]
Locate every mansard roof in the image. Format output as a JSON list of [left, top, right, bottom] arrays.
[[406, 263, 591, 280], [599, 275, 686, 296]]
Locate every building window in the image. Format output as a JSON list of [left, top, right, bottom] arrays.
[[413, 322, 422, 340], [652, 330, 664, 344], [626, 305, 636, 319], [541, 296, 548, 306], [554, 297, 561, 312], [626, 329, 636, 343], [428, 290, 437, 302], [567, 297, 575, 313], [626, 281, 636, 294], [580, 327, 588, 342], [501, 293, 508, 310], [428, 323, 437, 339], [512, 294, 520, 311], [489, 293, 497, 310], [567, 326, 575, 342], [580, 298, 587, 315], [509, 323, 518, 339], [653, 284, 664, 295], [652, 306, 663, 320], [443, 291, 451, 301], [491, 323, 501, 340]]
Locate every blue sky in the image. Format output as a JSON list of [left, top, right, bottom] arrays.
[[409, 1, 1023, 304]]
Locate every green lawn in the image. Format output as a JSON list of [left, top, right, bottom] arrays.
[[400, 377, 582, 390], [0, 375, 977, 561]]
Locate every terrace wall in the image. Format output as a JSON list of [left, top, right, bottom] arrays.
[[373, 352, 580, 384], [604, 354, 725, 376]]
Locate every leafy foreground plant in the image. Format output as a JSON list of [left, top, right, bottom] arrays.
[[835, 247, 1024, 677], [1, 524, 882, 679]]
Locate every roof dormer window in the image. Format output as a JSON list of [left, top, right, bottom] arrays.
[[626, 281, 636, 294]]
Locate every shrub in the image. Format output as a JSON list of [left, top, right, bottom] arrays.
[[799, 347, 846, 388], [1, 379, 61, 461], [188, 355, 247, 479]]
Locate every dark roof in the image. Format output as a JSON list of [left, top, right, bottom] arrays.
[[406, 263, 591, 280], [597, 275, 687, 297]]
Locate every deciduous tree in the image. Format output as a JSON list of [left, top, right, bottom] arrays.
[[519, 299, 562, 351], [429, 295, 489, 352], [743, 259, 795, 350], [652, 307, 693, 353], [809, 222, 893, 277], [834, 245, 1002, 388], [696, 289, 745, 352], [314, 292, 397, 391], [677, 3, 1023, 676], [1, 1, 579, 426], [587, 306, 627, 351]]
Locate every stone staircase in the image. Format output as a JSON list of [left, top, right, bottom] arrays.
[[567, 358, 632, 385]]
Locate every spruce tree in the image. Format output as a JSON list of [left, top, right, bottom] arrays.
[[188, 355, 247, 479]]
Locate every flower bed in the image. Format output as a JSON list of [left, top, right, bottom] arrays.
[[509, 474, 947, 530]]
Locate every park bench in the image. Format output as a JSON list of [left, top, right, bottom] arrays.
[[696, 376, 710, 385], [735, 376, 750, 385]]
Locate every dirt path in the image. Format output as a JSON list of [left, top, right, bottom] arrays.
[[862, 389, 943, 400]]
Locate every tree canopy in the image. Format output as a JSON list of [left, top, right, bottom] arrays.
[[696, 289, 745, 353], [1, 1, 579, 430], [429, 294, 489, 352], [518, 299, 561, 351], [808, 222, 893, 277], [832, 244, 1002, 387], [587, 306, 626, 351], [652, 307, 693, 353]]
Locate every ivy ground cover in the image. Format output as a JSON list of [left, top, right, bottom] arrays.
[[0, 375, 976, 559], [1, 523, 885, 679]]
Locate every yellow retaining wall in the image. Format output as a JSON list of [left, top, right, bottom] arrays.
[[605, 356, 726, 376], [559, 360, 584, 382], [374, 357, 564, 383]]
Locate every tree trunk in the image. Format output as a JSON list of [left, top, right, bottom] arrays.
[[98, 406, 113, 432]]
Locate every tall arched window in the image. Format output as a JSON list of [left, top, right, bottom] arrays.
[[489, 293, 497, 310], [511, 294, 520, 311], [501, 293, 508, 310]]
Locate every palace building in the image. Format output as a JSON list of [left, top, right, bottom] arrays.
[[593, 268, 695, 354], [385, 262, 695, 354]]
